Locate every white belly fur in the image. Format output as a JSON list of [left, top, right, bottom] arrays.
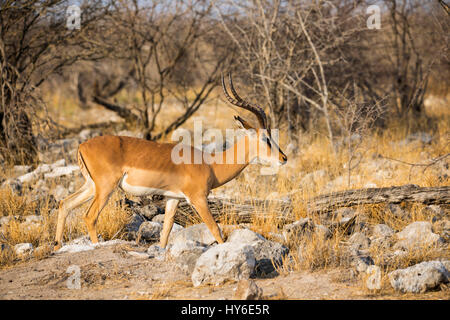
[[120, 173, 185, 199]]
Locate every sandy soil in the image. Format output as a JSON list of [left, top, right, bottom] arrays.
[[0, 243, 447, 300]]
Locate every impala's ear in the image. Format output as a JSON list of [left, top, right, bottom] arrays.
[[234, 115, 254, 130]]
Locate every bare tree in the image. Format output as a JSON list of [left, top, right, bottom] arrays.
[[385, 0, 428, 116], [216, 0, 370, 151], [0, 0, 113, 164], [84, 0, 229, 140]]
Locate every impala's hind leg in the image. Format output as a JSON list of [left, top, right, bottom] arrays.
[[83, 182, 117, 245], [54, 179, 95, 250]]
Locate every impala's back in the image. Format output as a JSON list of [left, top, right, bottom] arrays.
[[78, 135, 213, 199]]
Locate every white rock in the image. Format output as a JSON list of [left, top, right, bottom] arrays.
[[17, 171, 39, 183], [14, 243, 34, 255], [389, 261, 449, 293], [227, 228, 266, 244], [137, 221, 163, 242], [227, 228, 289, 276], [169, 240, 207, 258], [349, 232, 371, 250], [147, 244, 166, 261], [151, 214, 165, 223], [388, 204, 409, 219], [128, 251, 150, 259], [1, 179, 22, 193], [57, 244, 95, 254], [192, 243, 256, 287], [117, 130, 144, 138], [50, 159, 66, 168], [373, 224, 395, 238], [394, 221, 444, 250], [169, 240, 208, 274], [171, 223, 184, 233], [79, 129, 100, 140], [169, 223, 220, 247], [16, 161, 70, 183], [97, 239, 131, 247], [13, 165, 32, 175], [56, 238, 131, 254], [283, 217, 314, 240], [44, 165, 79, 179], [68, 235, 91, 246], [24, 215, 44, 224], [349, 248, 374, 273], [34, 164, 52, 174]]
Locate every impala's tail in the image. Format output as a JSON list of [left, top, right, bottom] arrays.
[[77, 147, 93, 181]]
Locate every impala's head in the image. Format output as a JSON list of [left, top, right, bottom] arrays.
[[222, 73, 288, 166]]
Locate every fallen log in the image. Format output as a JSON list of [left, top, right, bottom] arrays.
[[57, 121, 125, 138], [159, 184, 449, 225], [172, 196, 294, 226], [307, 184, 450, 214], [93, 95, 140, 124]]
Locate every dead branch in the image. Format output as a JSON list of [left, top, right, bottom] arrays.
[[92, 95, 140, 124], [381, 153, 450, 180]]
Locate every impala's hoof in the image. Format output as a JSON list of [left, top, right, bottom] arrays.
[[53, 241, 61, 251]]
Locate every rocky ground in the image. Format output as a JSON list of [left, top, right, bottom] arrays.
[[0, 219, 449, 300], [0, 238, 448, 300], [0, 242, 355, 300]]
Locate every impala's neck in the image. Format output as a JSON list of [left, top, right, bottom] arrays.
[[210, 135, 254, 189]]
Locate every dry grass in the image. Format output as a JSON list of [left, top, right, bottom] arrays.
[[0, 183, 133, 267]]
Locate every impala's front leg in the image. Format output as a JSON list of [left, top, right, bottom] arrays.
[[188, 194, 224, 244], [160, 199, 179, 248]]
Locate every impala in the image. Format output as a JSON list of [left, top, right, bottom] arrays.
[[54, 74, 288, 250]]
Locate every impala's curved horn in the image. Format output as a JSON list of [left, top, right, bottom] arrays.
[[221, 73, 268, 129]]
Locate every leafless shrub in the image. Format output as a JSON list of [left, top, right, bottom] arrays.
[[333, 87, 386, 186]]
